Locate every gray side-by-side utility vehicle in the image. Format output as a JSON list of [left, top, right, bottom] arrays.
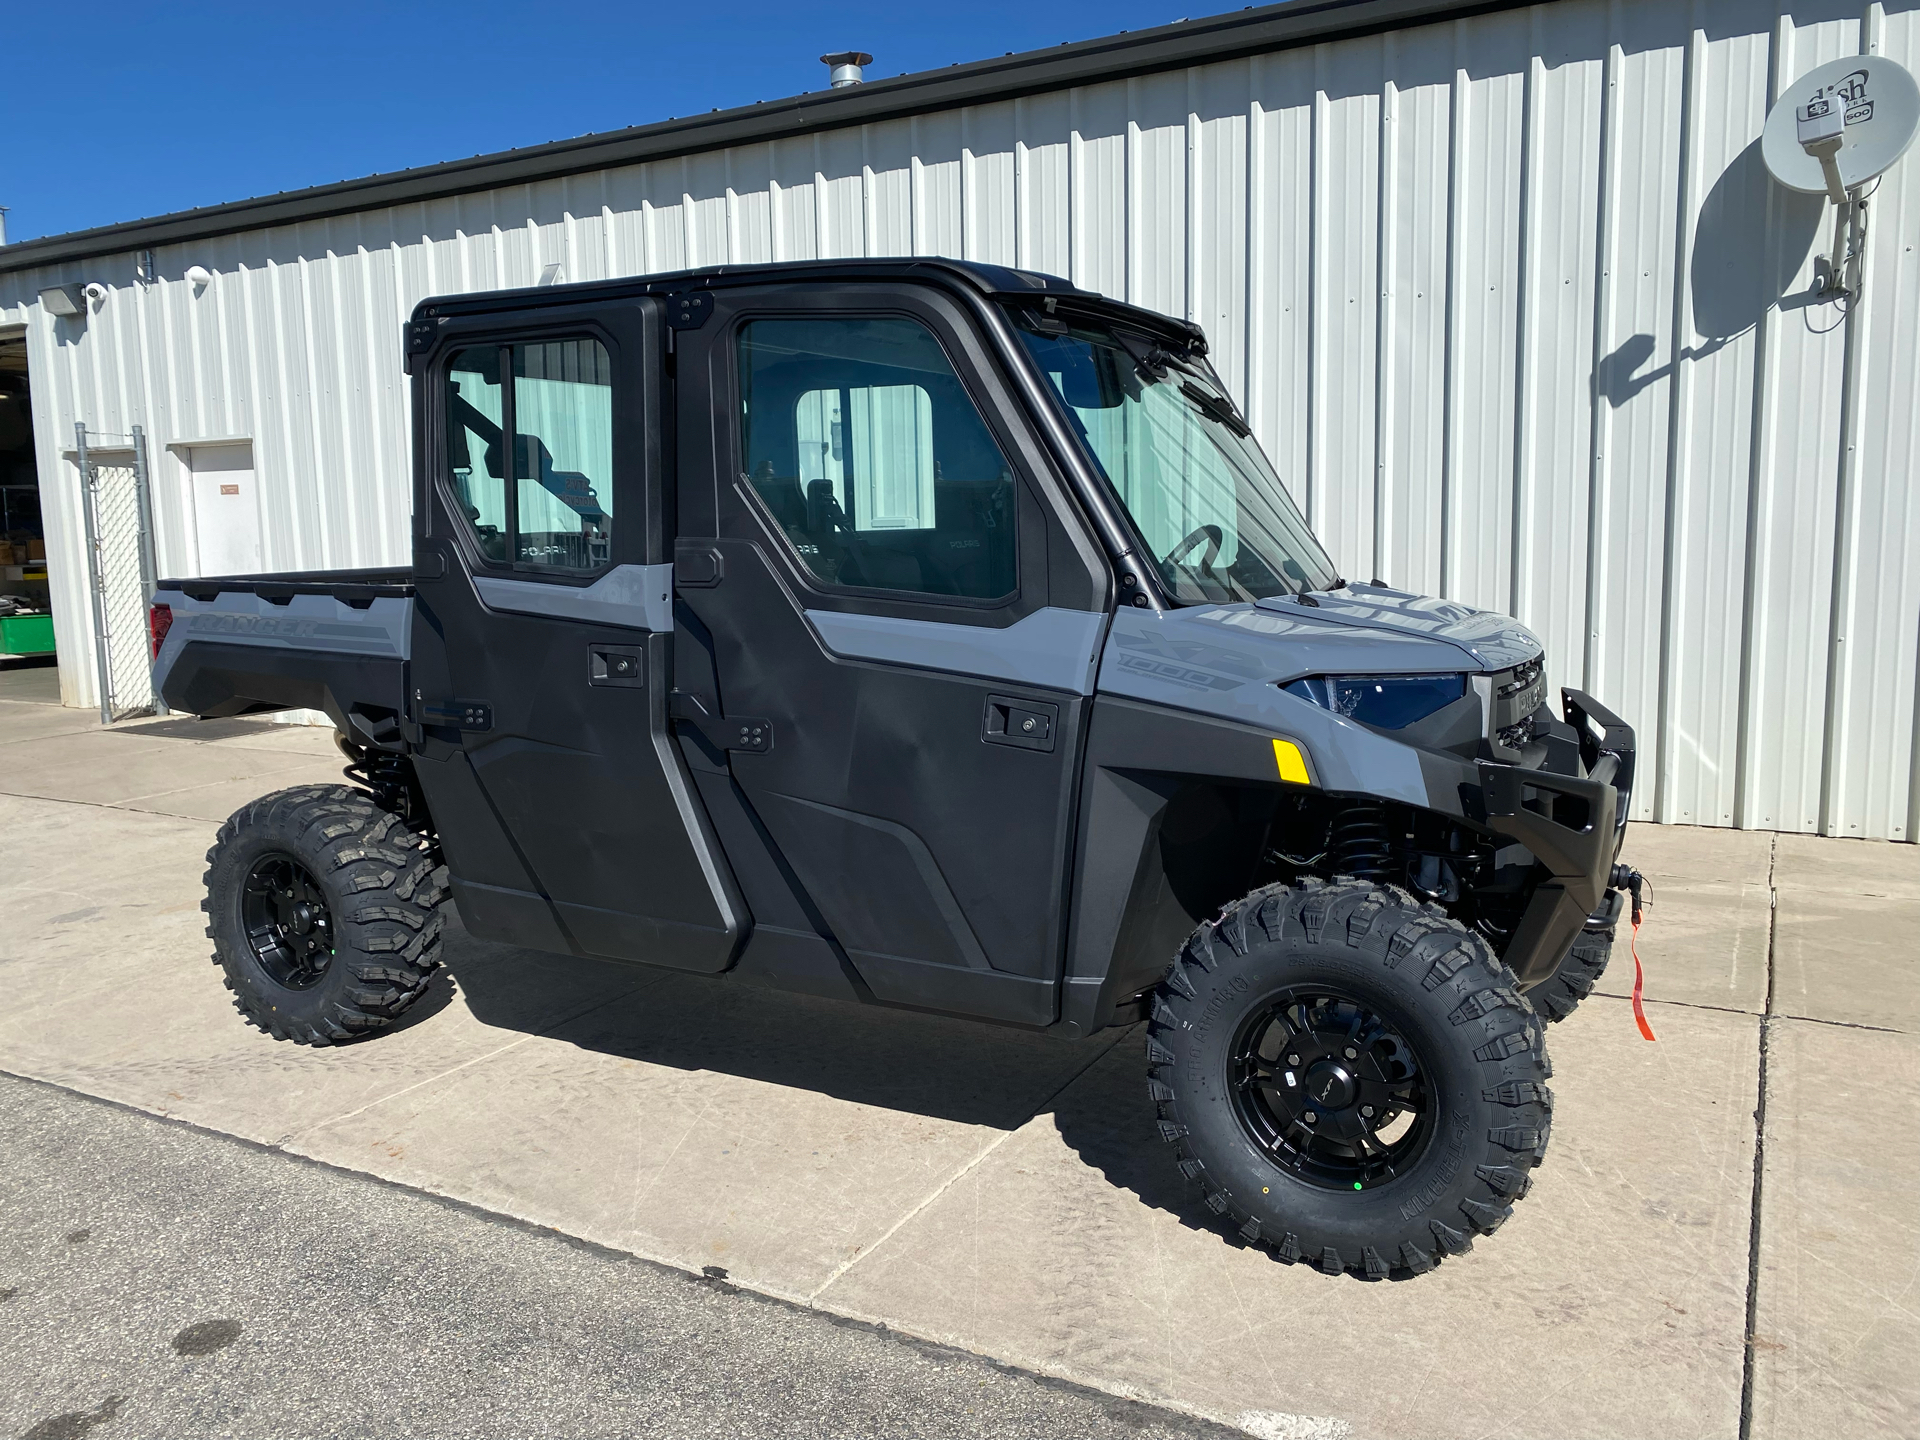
[[151, 259, 1639, 1279]]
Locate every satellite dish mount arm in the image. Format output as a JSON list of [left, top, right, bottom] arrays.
[[1796, 101, 1861, 296], [1804, 133, 1850, 206], [1824, 186, 1867, 299]]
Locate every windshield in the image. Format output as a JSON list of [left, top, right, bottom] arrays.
[[1012, 309, 1338, 603]]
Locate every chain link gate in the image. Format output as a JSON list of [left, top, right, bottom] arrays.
[[73, 424, 166, 723]]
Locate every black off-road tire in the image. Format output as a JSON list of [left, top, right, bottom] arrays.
[[1146, 877, 1553, 1279], [203, 784, 448, 1045], [1525, 922, 1615, 1023]]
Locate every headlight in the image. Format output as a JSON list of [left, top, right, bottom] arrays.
[[1281, 673, 1468, 729]]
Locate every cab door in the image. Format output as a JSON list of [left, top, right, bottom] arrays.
[[669, 283, 1111, 1025], [407, 298, 746, 971]]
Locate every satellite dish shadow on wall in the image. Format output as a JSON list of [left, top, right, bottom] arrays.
[[1595, 333, 1659, 409], [1691, 138, 1825, 337], [1596, 139, 1826, 408]]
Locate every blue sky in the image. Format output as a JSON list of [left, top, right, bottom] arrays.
[[3, 1, 1249, 244]]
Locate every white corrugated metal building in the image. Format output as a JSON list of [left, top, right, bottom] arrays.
[[1, 0, 1915, 843]]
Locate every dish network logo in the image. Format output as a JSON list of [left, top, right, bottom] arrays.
[[1802, 67, 1876, 127]]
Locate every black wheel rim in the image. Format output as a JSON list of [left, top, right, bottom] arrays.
[[1228, 986, 1436, 1192], [240, 853, 336, 991]]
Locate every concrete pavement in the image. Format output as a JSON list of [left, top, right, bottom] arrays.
[[1, 669, 1914, 1439]]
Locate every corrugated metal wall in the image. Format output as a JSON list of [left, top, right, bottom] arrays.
[[4, 0, 1915, 841]]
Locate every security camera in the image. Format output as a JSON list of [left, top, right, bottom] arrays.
[[83, 281, 110, 308]]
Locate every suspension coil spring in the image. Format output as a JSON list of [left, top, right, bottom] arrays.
[[1326, 804, 1394, 883]]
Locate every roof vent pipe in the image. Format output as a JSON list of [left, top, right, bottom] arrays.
[[820, 51, 872, 88]]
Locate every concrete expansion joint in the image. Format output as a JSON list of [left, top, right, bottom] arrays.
[[1736, 834, 1779, 1440], [1604, 989, 1909, 1036], [805, 1025, 1132, 1305]]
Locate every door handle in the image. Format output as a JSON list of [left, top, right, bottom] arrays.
[[983, 695, 1057, 752], [589, 644, 644, 687]]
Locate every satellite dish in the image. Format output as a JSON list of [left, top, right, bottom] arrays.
[[1763, 55, 1920, 196]]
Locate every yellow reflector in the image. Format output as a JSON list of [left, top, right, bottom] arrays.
[[1273, 738, 1312, 785]]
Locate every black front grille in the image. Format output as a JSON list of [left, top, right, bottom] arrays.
[[1497, 712, 1539, 750], [1489, 653, 1548, 755], [1498, 656, 1543, 700]]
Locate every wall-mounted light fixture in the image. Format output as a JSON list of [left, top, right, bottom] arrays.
[[40, 284, 83, 317]]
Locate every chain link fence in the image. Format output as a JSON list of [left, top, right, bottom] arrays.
[[74, 426, 164, 723]]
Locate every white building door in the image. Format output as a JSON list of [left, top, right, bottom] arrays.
[[185, 443, 262, 575]]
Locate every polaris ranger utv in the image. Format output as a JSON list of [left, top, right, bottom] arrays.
[[152, 259, 1637, 1280]]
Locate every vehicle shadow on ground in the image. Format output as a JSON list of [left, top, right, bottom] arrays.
[[387, 967, 461, 1036], [438, 919, 1212, 1230]]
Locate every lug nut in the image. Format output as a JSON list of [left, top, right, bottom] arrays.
[[1287, 1054, 1301, 1066], [1361, 1105, 1375, 1118], [1344, 1047, 1358, 1060], [1303, 1112, 1318, 1125]]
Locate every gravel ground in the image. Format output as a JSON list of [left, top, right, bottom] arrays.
[[0, 1072, 1240, 1440]]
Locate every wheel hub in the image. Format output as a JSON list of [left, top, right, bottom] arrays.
[[1303, 1060, 1357, 1111], [240, 853, 335, 991], [1228, 986, 1435, 1190]]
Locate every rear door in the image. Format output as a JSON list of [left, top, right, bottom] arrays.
[[407, 298, 746, 970], [670, 282, 1112, 1025]]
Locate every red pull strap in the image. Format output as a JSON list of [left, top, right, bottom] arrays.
[[1629, 913, 1657, 1042]]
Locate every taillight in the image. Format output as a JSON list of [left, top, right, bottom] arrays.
[[148, 602, 173, 659]]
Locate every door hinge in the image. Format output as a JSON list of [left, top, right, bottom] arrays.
[[417, 697, 493, 732], [666, 292, 713, 330], [669, 690, 771, 753]]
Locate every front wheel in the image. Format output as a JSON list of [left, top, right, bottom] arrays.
[[1146, 878, 1552, 1279], [1525, 921, 1615, 1023]]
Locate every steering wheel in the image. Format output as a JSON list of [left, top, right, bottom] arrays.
[[1164, 524, 1223, 572]]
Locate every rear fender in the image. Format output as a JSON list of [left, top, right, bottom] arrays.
[[152, 587, 411, 746]]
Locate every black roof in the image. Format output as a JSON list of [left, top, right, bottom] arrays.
[[408, 258, 1209, 347], [1, 0, 1517, 276]]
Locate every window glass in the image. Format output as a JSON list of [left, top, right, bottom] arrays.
[[513, 340, 613, 570], [446, 348, 508, 564], [795, 383, 937, 532], [1013, 312, 1337, 603], [443, 337, 613, 572], [739, 317, 1015, 600]]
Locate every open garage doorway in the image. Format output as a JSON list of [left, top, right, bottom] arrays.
[[0, 329, 57, 698]]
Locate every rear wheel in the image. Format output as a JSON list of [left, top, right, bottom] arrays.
[[203, 785, 448, 1045], [1146, 878, 1553, 1278]]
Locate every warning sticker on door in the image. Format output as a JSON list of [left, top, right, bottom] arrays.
[[219, 484, 239, 495]]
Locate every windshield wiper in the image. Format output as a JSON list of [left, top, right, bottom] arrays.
[[1178, 380, 1252, 438]]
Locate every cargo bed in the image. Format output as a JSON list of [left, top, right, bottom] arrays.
[[150, 569, 414, 748]]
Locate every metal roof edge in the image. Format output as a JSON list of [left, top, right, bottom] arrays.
[[0, 0, 1523, 277]]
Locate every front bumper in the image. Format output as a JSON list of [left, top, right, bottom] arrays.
[[1480, 688, 1635, 988]]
